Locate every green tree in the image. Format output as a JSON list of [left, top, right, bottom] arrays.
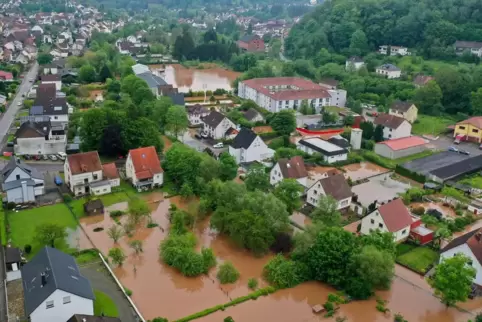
[[35, 223, 67, 248], [108, 247, 126, 266], [431, 254, 476, 307], [219, 153, 238, 181], [37, 53, 53, 65], [263, 255, 308, 288], [107, 225, 123, 243], [129, 240, 144, 254], [274, 179, 304, 214], [244, 164, 271, 192], [165, 106, 189, 138], [413, 80, 443, 115], [299, 99, 310, 115], [99, 64, 113, 82], [359, 121, 374, 139], [374, 125, 384, 142], [322, 111, 338, 124], [349, 30, 370, 56], [164, 143, 202, 190], [311, 195, 342, 227], [78, 64, 97, 83], [270, 110, 296, 136], [471, 88, 482, 116], [128, 198, 150, 225], [216, 261, 240, 284]]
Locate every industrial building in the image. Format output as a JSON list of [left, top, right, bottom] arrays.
[[374, 136, 427, 160]]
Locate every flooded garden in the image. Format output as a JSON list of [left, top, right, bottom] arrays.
[[73, 191, 482, 321]]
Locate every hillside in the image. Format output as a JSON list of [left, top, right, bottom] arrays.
[[285, 0, 482, 60]]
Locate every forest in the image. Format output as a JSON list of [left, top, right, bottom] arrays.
[[285, 0, 482, 60]]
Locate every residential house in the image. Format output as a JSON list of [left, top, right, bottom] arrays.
[[40, 74, 62, 90], [228, 128, 274, 164], [440, 228, 482, 286], [14, 120, 66, 156], [0, 94, 6, 105], [0, 70, 13, 80], [102, 163, 120, 187], [373, 114, 412, 140], [270, 156, 308, 187], [376, 64, 401, 79], [1, 157, 44, 203], [238, 77, 331, 113], [360, 198, 413, 242], [158, 84, 185, 106], [21, 247, 95, 322], [64, 151, 109, 196], [125, 146, 163, 191], [413, 75, 434, 88], [30, 93, 69, 127], [296, 137, 348, 164], [136, 71, 167, 97], [5, 247, 22, 281], [379, 45, 411, 56], [15, 53, 29, 65], [345, 56, 365, 71], [454, 41, 482, 57], [187, 104, 210, 126], [243, 108, 265, 123], [388, 100, 418, 123], [131, 63, 150, 75], [237, 34, 265, 52], [201, 111, 237, 140], [68, 314, 121, 322], [454, 117, 482, 143], [318, 79, 347, 107], [374, 136, 427, 160], [306, 173, 352, 209]]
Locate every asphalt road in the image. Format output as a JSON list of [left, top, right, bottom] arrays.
[[426, 135, 482, 156], [0, 62, 39, 145]]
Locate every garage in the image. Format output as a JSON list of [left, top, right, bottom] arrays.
[[374, 136, 428, 160]]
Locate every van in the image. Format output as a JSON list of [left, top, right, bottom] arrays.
[[213, 142, 224, 149]]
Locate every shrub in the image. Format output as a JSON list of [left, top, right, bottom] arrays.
[[150, 318, 168, 322], [217, 261, 240, 284], [110, 210, 124, 218], [411, 206, 425, 216], [62, 194, 73, 203], [6, 202, 16, 210], [394, 313, 407, 322], [124, 287, 133, 296], [147, 222, 159, 228], [263, 255, 309, 288], [224, 317, 235, 322], [248, 278, 258, 290], [24, 244, 32, 254]]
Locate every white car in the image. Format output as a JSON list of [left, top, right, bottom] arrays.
[[17, 102, 22, 106], [213, 142, 224, 149], [49, 155, 58, 161], [57, 152, 67, 160]]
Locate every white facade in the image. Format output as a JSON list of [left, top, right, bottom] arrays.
[[64, 162, 103, 196], [440, 244, 482, 286], [345, 60, 365, 71], [305, 180, 351, 209], [15, 135, 67, 156], [43, 67, 58, 75], [296, 139, 348, 164], [228, 135, 274, 164], [379, 45, 411, 56], [2, 166, 44, 203], [360, 210, 410, 242], [203, 117, 236, 140], [188, 110, 209, 126], [381, 121, 412, 140], [350, 128, 362, 150], [376, 67, 401, 79], [269, 163, 308, 187], [125, 154, 164, 189], [30, 289, 93, 322]]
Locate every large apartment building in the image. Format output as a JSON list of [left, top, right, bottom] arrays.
[[237, 77, 331, 113]]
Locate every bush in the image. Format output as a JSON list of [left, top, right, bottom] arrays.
[[24, 244, 32, 254], [394, 313, 407, 322], [263, 255, 309, 288], [411, 206, 425, 216], [110, 210, 124, 218], [150, 318, 168, 322], [62, 194, 73, 203], [124, 287, 133, 296], [248, 278, 258, 290], [217, 262, 240, 284], [224, 317, 235, 322], [6, 202, 16, 210], [395, 165, 426, 183]]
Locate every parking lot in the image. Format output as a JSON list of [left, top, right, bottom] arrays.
[[426, 135, 482, 156], [402, 151, 470, 175], [181, 131, 228, 154]]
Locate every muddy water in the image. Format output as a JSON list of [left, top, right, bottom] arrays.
[[411, 202, 457, 219], [343, 162, 390, 181], [161, 64, 241, 93]]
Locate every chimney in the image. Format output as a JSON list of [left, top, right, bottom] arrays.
[[41, 272, 46, 287], [476, 231, 482, 242]]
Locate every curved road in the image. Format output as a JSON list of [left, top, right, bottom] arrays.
[[0, 62, 39, 145]]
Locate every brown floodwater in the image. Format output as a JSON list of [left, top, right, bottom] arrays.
[[411, 202, 457, 219], [343, 162, 390, 181], [160, 64, 241, 93]]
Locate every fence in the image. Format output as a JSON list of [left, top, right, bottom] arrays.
[[98, 253, 145, 322]]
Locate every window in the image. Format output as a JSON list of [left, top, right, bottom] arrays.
[[378, 223, 383, 229], [54, 116, 58, 120], [313, 190, 318, 195], [402, 229, 407, 235], [93, 174, 98, 180], [473, 129, 479, 133], [16, 174, 20, 180], [63, 296, 71, 304], [46, 300, 54, 309], [370, 219, 375, 224], [84, 178, 88, 184], [459, 126, 466, 130]]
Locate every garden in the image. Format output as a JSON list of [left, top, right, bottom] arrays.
[[396, 243, 439, 274], [411, 114, 455, 136], [93, 290, 119, 317]]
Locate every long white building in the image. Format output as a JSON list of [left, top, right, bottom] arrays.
[[238, 77, 331, 113]]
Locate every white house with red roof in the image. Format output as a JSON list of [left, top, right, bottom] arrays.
[[237, 77, 331, 113], [360, 198, 415, 242], [374, 136, 428, 159], [125, 146, 163, 191]]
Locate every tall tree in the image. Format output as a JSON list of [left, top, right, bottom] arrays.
[[349, 30, 370, 56], [471, 88, 482, 116], [270, 110, 296, 136], [374, 125, 384, 142], [311, 195, 342, 227], [165, 106, 189, 138], [99, 64, 113, 82], [37, 53, 53, 65], [35, 224, 67, 248], [219, 153, 238, 181], [413, 80, 443, 115], [244, 164, 271, 192], [78, 64, 97, 83], [274, 179, 304, 214]]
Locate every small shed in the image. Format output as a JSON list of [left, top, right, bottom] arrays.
[[83, 199, 104, 216], [5, 246, 22, 281]]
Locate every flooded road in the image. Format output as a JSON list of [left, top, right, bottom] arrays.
[[159, 64, 241, 93], [343, 162, 390, 181]]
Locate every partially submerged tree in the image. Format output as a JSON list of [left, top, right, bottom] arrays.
[[129, 240, 144, 255], [108, 247, 127, 266], [311, 195, 342, 227], [217, 261, 240, 284], [128, 198, 151, 225], [107, 225, 124, 243]]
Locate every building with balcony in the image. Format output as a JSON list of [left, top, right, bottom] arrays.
[[14, 119, 67, 156], [125, 146, 163, 191], [237, 77, 331, 113], [64, 151, 107, 196]]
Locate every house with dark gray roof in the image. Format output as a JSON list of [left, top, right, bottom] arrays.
[[306, 173, 353, 209], [1, 156, 44, 203], [187, 104, 209, 126], [136, 71, 167, 97], [14, 120, 67, 156], [201, 111, 236, 140], [243, 108, 264, 123], [21, 247, 95, 322], [376, 63, 401, 79], [228, 128, 274, 164]]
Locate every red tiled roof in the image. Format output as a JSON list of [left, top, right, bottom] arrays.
[[442, 229, 482, 266], [0, 71, 13, 80], [102, 163, 119, 179], [67, 151, 102, 175], [377, 136, 427, 151], [457, 117, 482, 129], [378, 199, 413, 232], [278, 156, 308, 179], [242, 77, 331, 101], [128, 146, 162, 180]]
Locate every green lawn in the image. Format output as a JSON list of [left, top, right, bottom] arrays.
[[394, 150, 437, 164], [93, 290, 119, 317], [396, 243, 416, 256], [396, 246, 439, 274], [70, 191, 132, 218], [459, 174, 482, 189], [0, 207, 6, 246], [73, 249, 100, 265], [7, 203, 78, 255], [412, 114, 455, 136]]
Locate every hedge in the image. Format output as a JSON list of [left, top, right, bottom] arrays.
[[175, 286, 277, 322], [0, 207, 6, 246], [395, 165, 426, 183], [360, 151, 394, 169]]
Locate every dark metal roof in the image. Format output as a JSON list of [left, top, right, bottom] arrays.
[[298, 139, 348, 156], [231, 128, 257, 149], [327, 137, 350, 149], [430, 155, 482, 181], [15, 121, 51, 139], [21, 247, 95, 316], [202, 111, 226, 128], [1, 157, 43, 181], [390, 100, 413, 113], [167, 93, 185, 106], [243, 108, 262, 121], [137, 71, 167, 88], [5, 247, 22, 264]]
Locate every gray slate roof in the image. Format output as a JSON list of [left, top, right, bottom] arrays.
[[378, 63, 400, 71], [2, 179, 35, 191], [244, 108, 263, 121], [21, 247, 95, 316], [1, 157, 43, 181], [137, 71, 167, 88], [202, 111, 226, 128], [231, 128, 257, 149]]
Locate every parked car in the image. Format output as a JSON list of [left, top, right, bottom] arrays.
[[448, 146, 459, 152], [194, 133, 202, 139], [54, 176, 63, 186], [49, 155, 58, 161], [23, 154, 31, 160], [6, 142, 14, 147], [213, 142, 224, 149], [459, 150, 470, 155], [57, 152, 67, 160], [201, 132, 208, 138], [42, 155, 48, 160], [17, 102, 22, 106], [33, 155, 41, 161]]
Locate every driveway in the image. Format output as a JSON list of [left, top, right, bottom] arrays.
[[426, 135, 482, 156], [0, 62, 39, 145], [180, 132, 228, 154], [80, 262, 139, 322]]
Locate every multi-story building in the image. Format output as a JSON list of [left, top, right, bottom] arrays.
[[373, 114, 412, 140], [379, 45, 411, 56], [376, 64, 401, 79], [125, 146, 163, 191], [14, 120, 66, 156], [64, 151, 109, 196], [238, 77, 331, 113], [454, 41, 482, 57], [388, 100, 418, 123]]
